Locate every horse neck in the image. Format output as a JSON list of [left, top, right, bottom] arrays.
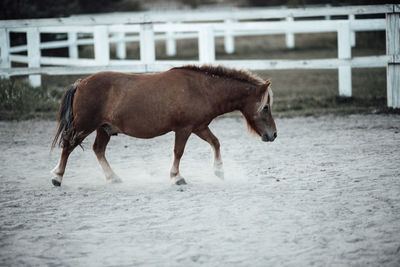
[[208, 78, 257, 115]]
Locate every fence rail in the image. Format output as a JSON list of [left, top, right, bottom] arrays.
[[0, 4, 399, 107], [0, 5, 393, 28]]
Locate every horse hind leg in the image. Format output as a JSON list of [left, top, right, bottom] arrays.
[[195, 127, 224, 179], [93, 127, 121, 183], [50, 130, 91, 186], [51, 144, 77, 186]]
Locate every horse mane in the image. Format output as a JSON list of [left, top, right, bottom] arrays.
[[257, 82, 273, 112], [172, 65, 264, 86], [246, 83, 273, 136]]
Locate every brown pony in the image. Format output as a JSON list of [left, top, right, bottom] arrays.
[[50, 65, 277, 186]]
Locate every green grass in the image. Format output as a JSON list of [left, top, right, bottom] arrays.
[[0, 78, 61, 120], [272, 95, 387, 117]]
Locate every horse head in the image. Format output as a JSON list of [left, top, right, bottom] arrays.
[[242, 80, 277, 142]]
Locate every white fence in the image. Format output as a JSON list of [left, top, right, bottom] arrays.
[[0, 4, 399, 107]]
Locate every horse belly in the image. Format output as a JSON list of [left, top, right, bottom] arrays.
[[120, 119, 171, 139], [111, 100, 173, 139]]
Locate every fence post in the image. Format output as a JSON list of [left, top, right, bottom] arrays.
[[166, 22, 176, 57], [27, 27, 41, 87], [325, 4, 331, 20], [140, 23, 155, 64], [285, 16, 295, 49], [199, 26, 215, 64], [116, 32, 126, 59], [337, 22, 352, 97], [224, 18, 235, 54], [68, 31, 78, 59], [0, 28, 10, 79], [386, 5, 400, 108], [94, 26, 110, 65], [349, 14, 356, 47]]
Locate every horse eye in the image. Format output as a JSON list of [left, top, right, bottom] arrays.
[[263, 105, 269, 112]]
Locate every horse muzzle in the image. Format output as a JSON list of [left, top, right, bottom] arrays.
[[262, 132, 277, 142]]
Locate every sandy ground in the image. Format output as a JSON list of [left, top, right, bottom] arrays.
[[1, 114, 400, 266]]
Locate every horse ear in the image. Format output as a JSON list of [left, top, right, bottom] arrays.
[[256, 80, 271, 96]]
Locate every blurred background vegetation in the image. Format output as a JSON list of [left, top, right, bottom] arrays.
[[0, 0, 142, 20], [0, 0, 396, 119], [0, 79, 61, 120]]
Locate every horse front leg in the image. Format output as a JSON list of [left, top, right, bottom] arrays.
[[170, 129, 191, 185], [195, 127, 224, 179]]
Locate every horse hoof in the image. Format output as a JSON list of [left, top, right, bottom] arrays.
[[52, 179, 61, 187], [175, 178, 187, 185]]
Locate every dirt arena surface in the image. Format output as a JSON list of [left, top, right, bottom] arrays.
[[1, 114, 400, 266]]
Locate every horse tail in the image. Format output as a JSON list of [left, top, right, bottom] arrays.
[[51, 79, 81, 150]]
